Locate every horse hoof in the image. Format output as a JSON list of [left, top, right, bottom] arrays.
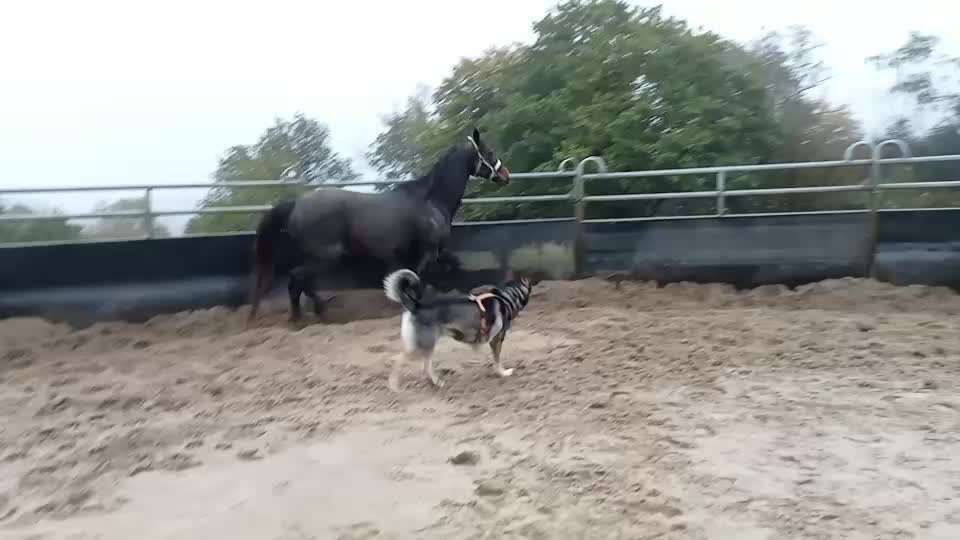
[[288, 318, 307, 330]]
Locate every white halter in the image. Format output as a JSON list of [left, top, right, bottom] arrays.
[[467, 136, 502, 180]]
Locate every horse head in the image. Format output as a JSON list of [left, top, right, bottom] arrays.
[[467, 127, 510, 185]]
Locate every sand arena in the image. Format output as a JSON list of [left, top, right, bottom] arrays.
[[2, 277, 960, 539]]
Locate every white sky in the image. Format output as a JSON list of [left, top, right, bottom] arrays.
[[1, 0, 957, 231]]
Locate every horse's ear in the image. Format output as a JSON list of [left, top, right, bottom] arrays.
[[472, 127, 481, 144]]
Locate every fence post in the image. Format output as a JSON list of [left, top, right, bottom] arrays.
[[716, 170, 726, 216], [572, 157, 607, 279], [143, 187, 154, 239], [572, 168, 586, 278], [850, 139, 911, 279]]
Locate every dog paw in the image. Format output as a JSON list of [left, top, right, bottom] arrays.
[[497, 368, 514, 378], [431, 377, 445, 388]]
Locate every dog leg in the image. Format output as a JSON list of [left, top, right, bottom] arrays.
[[388, 354, 405, 392], [422, 349, 444, 388], [489, 332, 513, 378]]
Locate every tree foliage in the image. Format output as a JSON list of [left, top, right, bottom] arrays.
[[869, 32, 960, 209], [367, 0, 865, 220], [0, 202, 83, 243], [186, 114, 358, 234], [729, 27, 867, 213], [868, 32, 960, 124], [83, 196, 171, 240]]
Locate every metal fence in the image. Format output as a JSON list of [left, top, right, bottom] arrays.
[[4, 138, 960, 275]]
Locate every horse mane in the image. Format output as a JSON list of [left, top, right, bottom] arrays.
[[391, 142, 473, 218]]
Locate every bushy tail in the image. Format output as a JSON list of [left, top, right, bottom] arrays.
[[247, 199, 296, 325], [383, 268, 423, 313]]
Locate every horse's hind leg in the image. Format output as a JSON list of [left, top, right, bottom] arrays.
[[298, 264, 327, 317], [287, 267, 306, 323], [289, 257, 339, 322]]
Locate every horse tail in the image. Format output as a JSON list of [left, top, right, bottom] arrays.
[[383, 268, 423, 313], [247, 199, 297, 324]]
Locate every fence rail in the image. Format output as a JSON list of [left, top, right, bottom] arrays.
[[4, 139, 960, 276]]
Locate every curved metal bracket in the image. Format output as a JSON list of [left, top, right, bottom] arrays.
[[557, 158, 577, 172], [842, 139, 912, 161], [575, 156, 608, 175], [843, 141, 875, 161], [280, 165, 301, 182], [876, 139, 911, 159]]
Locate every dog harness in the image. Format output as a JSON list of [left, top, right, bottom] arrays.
[[467, 281, 530, 342], [468, 292, 497, 338]]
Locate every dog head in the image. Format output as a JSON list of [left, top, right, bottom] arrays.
[[504, 269, 544, 288]]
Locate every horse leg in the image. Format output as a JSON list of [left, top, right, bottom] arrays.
[[289, 249, 342, 323], [296, 262, 330, 317], [287, 266, 307, 323], [413, 244, 440, 276]]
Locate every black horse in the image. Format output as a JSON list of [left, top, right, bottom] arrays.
[[247, 128, 510, 324]]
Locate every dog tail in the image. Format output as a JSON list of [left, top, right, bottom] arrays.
[[383, 268, 423, 313]]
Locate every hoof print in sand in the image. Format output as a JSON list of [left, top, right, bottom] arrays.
[[475, 479, 507, 497], [449, 450, 480, 466], [237, 448, 264, 461]]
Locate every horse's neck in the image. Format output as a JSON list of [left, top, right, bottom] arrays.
[[425, 150, 473, 223], [433, 178, 468, 218]]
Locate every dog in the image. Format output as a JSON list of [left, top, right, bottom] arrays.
[[382, 268, 534, 391]]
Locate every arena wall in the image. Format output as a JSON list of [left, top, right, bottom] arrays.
[[2, 210, 958, 324]]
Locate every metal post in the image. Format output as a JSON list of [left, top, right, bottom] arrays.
[[143, 187, 154, 239], [847, 139, 912, 279], [843, 140, 877, 277], [865, 154, 881, 278], [863, 139, 911, 278], [572, 157, 608, 279], [716, 171, 726, 216], [571, 167, 586, 278]]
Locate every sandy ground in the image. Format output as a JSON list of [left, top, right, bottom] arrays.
[[3, 277, 960, 539]]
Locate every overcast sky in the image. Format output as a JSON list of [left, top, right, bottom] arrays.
[[1, 0, 957, 229]]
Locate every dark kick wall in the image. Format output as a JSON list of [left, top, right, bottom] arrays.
[[1, 210, 958, 325], [583, 213, 873, 288]]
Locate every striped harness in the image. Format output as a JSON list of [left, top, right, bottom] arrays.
[[467, 280, 532, 340]]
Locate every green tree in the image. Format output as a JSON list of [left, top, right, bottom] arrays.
[[368, 0, 832, 221], [730, 27, 866, 213], [186, 114, 358, 234], [369, 86, 437, 183], [868, 32, 960, 129], [0, 202, 83, 243], [868, 32, 960, 209], [83, 196, 171, 239]]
